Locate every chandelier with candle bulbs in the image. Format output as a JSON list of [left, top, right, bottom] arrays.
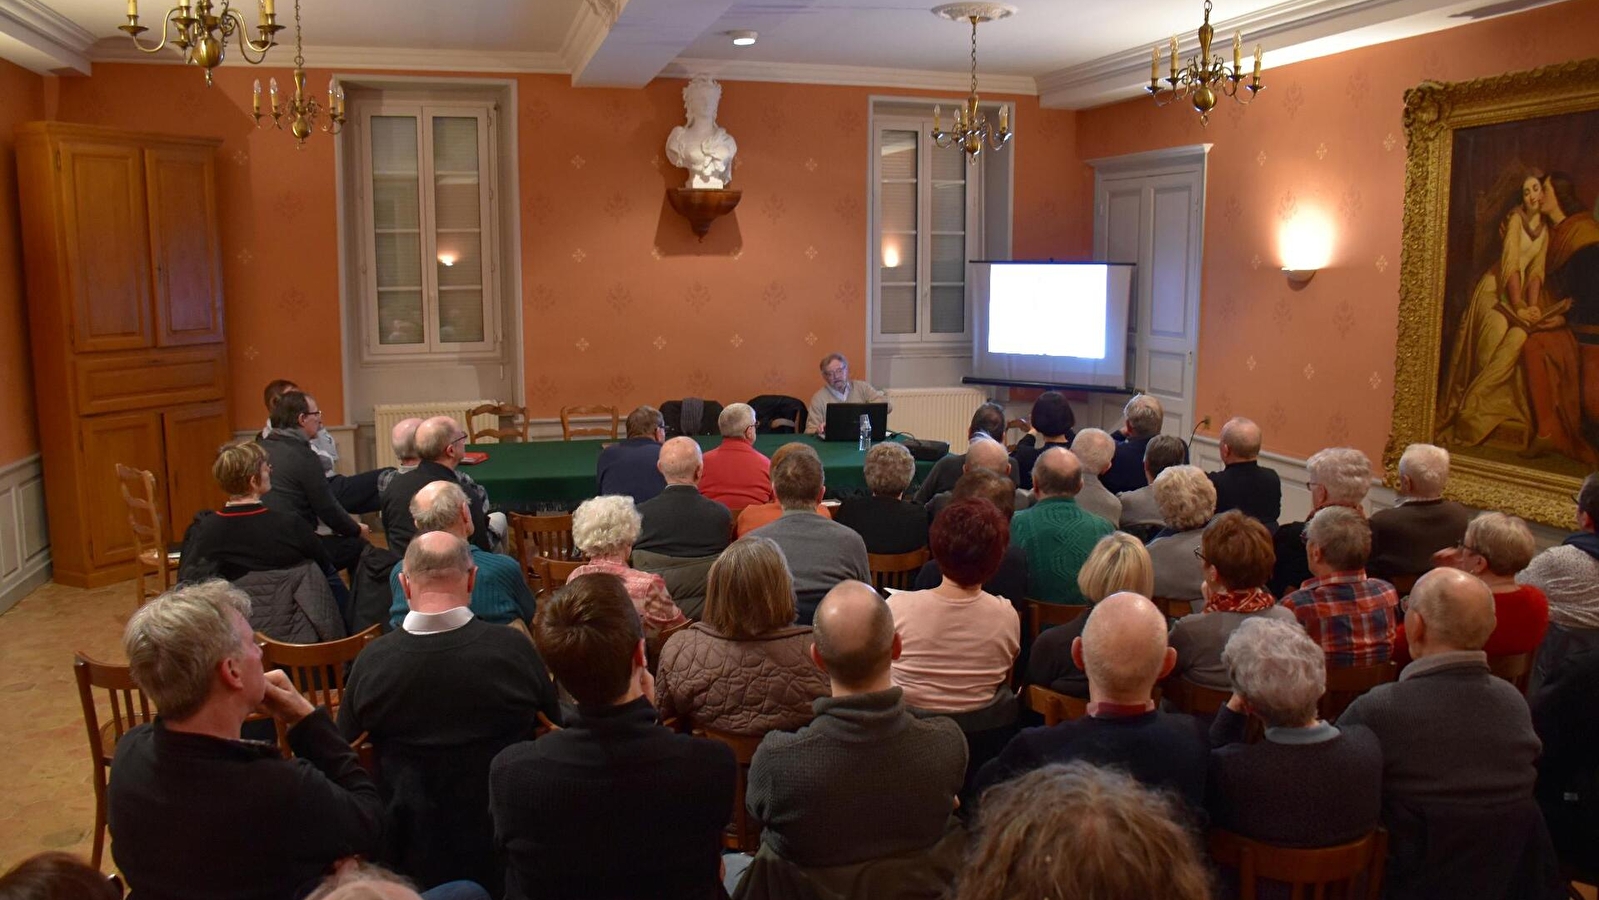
[[252, 0, 344, 148], [1147, 0, 1263, 125], [119, 0, 282, 85], [929, 3, 1013, 163]]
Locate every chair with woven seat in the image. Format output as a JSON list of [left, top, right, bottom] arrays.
[[1320, 661, 1399, 721], [698, 726, 766, 853], [468, 402, 531, 443], [1025, 684, 1088, 726], [74, 653, 157, 869], [868, 548, 930, 594], [258, 625, 382, 753], [560, 405, 619, 440], [1208, 827, 1387, 900], [116, 464, 176, 607], [1488, 651, 1535, 694], [1026, 599, 1087, 644]]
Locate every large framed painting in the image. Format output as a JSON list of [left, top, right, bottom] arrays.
[[1388, 58, 1599, 527]]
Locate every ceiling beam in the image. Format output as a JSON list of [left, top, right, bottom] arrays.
[[0, 0, 92, 74], [568, 0, 742, 88]]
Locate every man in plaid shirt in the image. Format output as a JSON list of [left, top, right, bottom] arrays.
[[1283, 506, 1399, 667]]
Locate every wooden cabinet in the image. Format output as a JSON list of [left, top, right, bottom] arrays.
[[15, 123, 229, 587]]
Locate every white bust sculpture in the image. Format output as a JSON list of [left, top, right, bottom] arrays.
[[665, 75, 738, 190]]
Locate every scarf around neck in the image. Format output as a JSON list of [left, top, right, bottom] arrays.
[[1203, 586, 1277, 614]]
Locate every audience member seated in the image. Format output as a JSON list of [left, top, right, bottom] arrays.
[[835, 443, 928, 554], [1398, 511, 1547, 665], [1530, 643, 1599, 879], [924, 437, 1031, 521], [387, 482, 535, 629], [303, 862, 461, 900], [914, 469, 1029, 607], [110, 581, 381, 899], [700, 403, 775, 510], [1146, 465, 1217, 607], [263, 378, 388, 516], [750, 444, 869, 624], [1009, 391, 1076, 491], [491, 573, 735, 900], [1283, 506, 1399, 667], [377, 417, 424, 497], [1338, 569, 1556, 899], [1009, 448, 1115, 606], [1105, 393, 1169, 495], [887, 499, 1020, 713], [261, 390, 371, 573], [596, 405, 668, 504], [1118, 433, 1187, 533], [1207, 416, 1282, 530], [1168, 511, 1295, 690], [806, 352, 891, 436], [1068, 428, 1122, 525], [1270, 447, 1372, 596], [913, 402, 1010, 503], [381, 417, 491, 557], [742, 581, 966, 882], [1368, 443, 1472, 582], [976, 592, 1208, 813], [0, 852, 121, 900], [633, 437, 733, 619], [1027, 532, 1154, 699], [655, 536, 828, 732], [1518, 472, 1599, 690], [341, 533, 558, 895], [569, 495, 687, 633], [1209, 617, 1382, 848], [179, 440, 333, 584], [735, 441, 835, 537]]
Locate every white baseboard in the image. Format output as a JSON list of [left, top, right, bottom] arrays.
[[0, 454, 52, 614]]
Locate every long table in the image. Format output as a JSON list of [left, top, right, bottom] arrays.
[[463, 434, 934, 508]]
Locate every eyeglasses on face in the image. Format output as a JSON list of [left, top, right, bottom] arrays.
[[1192, 546, 1209, 564]]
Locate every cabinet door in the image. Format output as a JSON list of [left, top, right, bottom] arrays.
[[81, 411, 165, 567], [162, 401, 231, 543], [146, 146, 225, 346], [58, 140, 154, 353]]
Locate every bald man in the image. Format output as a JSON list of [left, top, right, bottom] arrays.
[[385, 480, 536, 629], [924, 436, 1032, 521], [1007, 448, 1115, 606], [1069, 428, 1122, 526], [381, 416, 491, 556], [746, 582, 967, 869], [1208, 417, 1282, 530], [632, 437, 733, 619], [975, 592, 1209, 811], [376, 417, 423, 498], [1338, 568, 1548, 898]]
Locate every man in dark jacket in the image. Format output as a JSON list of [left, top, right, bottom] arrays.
[[260, 391, 369, 572], [636, 437, 733, 558], [596, 406, 668, 504], [1207, 417, 1282, 530], [1367, 443, 1471, 581], [110, 580, 382, 900], [382, 416, 491, 557], [1105, 394, 1166, 495]]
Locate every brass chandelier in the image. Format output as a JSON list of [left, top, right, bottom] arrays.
[[1148, 0, 1263, 125], [252, 0, 345, 149], [929, 3, 1013, 163], [119, 0, 282, 85]]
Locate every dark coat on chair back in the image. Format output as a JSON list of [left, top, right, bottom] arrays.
[[381, 460, 491, 556], [235, 561, 346, 644]]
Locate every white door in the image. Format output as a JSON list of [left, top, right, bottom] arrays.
[[1090, 146, 1208, 442]]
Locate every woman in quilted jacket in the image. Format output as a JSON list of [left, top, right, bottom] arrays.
[[655, 536, 829, 733]]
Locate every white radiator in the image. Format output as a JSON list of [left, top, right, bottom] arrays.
[[885, 387, 990, 451], [372, 400, 497, 468]]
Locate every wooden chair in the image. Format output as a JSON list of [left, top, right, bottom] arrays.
[[1162, 677, 1234, 717], [1320, 661, 1399, 721], [1004, 418, 1029, 451], [648, 618, 694, 672], [698, 727, 767, 853], [560, 404, 620, 440], [467, 402, 530, 443], [116, 464, 176, 606], [1387, 573, 1420, 599], [1208, 827, 1387, 900], [1025, 684, 1088, 726], [1026, 599, 1087, 644], [1156, 596, 1198, 619], [534, 555, 587, 600], [508, 512, 578, 589], [1488, 651, 1535, 694], [74, 653, 157, 869], [868, 548, 931, 594], [258, 625, 382, 752]]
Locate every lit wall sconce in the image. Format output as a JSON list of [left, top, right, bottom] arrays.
[[882, 244, 901, 268], [1279, 210, 1332, 290], [438, 253, 457, 267]]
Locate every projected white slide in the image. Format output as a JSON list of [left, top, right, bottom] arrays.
[[988, 264, 1108, 358]]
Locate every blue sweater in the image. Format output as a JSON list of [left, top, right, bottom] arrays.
[[389, 545, 536, 628]]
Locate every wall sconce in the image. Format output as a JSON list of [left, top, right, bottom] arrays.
[[438, 253, 457, 268], [882, 244, 902, 268], [1279, 210, 1332, 290]]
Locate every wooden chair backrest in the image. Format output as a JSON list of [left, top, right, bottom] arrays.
[[1163, 677, 1233, 717], [1209, 827, 1387, 900], [258, 624, 382, 712], [535, 556, 587, 596], [1320, 661, 1399, 721], [1004, 418, 1029, 451], [1156, 596, 1197, 619], [1025, 684, 1088, 726], [1487, 651, 1534, 694], [1027, 600, 1087, 644], [468, 402, 530, 443], [699, 726, 767, 853], [868, 548, 931, 594], [74, 653, 156, 869], [116, 463, 171, 600], [560, 405, 619, 440], [509, 512, 577, 563]]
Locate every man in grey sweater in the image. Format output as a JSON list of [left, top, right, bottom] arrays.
[[750, 444, 869, 624], [1338, 568, 1557, 898], [746, 581, 966, 869]]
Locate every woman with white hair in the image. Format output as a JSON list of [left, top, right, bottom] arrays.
[[1395, 511, 1548, 664], [1146, 465, 1216, 606], [569, 495, 687, 632], [1209, 616, 1382, 849], [1270, 447, 1373, 595]]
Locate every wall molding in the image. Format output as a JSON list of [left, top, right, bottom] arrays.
[[85, 39, 566, 73], [0, 0, 93, 74], [663, 57, 1037, 95], [0, 453, 51, 615]]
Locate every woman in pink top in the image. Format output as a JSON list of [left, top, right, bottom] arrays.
[[887, 498, 1020, 712], [569, 495, 688, 634]]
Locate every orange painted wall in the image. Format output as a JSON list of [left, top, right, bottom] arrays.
[[44, 65, 1085, 429], [0, 58, 45, 467], [1076, 0, 1599, 465]]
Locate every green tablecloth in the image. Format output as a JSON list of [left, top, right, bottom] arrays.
[[463, 434, 933, 508]]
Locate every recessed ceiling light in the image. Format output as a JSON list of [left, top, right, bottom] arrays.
[[729, 30, 757, 46]]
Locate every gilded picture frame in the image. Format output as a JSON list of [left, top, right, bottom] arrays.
[[1387, 57, 1599, 528]]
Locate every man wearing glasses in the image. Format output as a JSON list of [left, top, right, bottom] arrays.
[[381, 416, 493, 557], [260, 390, 371, 574], [806, 353, 891, 436]]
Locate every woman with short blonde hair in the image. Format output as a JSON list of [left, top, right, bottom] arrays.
[[1027, 533, 1155, 699], [177, 440, 333, 585], [1147, 465, 1217, 604]]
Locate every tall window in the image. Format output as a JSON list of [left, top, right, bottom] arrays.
[[355, 102, 500, 359]]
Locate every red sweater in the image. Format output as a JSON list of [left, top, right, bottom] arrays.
[[700, 438, 774, 510], [1393, 584, 1549, 664]]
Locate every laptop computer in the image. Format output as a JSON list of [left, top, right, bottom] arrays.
[[822, 402, 889, 442]]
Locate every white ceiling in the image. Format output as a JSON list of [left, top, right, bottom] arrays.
[[0, 0, 1571, 107]]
